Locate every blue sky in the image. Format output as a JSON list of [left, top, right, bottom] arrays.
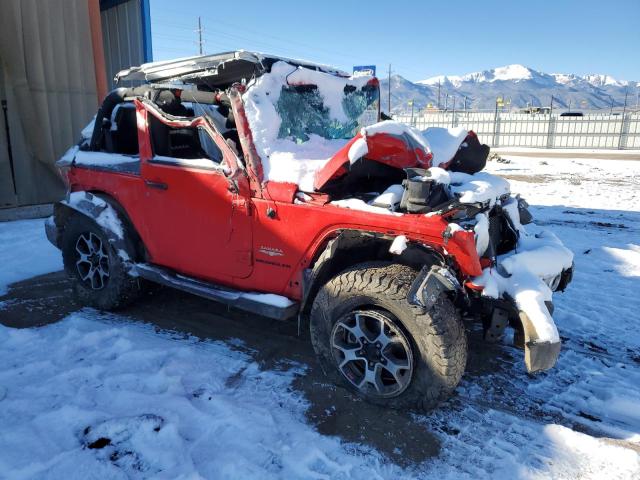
[[150, 0, 640, 81]]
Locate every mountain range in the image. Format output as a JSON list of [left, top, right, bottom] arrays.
[[379, 64, 639, 113]]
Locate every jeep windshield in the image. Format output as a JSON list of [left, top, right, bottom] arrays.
[[276, 82, 380, 142], [242, 61, 381, 191]]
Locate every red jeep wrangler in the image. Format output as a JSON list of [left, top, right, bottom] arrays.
[[46, 51, 573, 411]]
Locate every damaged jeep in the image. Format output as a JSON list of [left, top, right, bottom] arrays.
[[46, 51, 573, 411]]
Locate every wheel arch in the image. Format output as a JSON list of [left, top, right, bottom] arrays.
[[53, 190, 147, 264], [299, 229, 446, 323]]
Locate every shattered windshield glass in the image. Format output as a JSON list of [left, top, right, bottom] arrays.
[[276, 83, 379, 142]]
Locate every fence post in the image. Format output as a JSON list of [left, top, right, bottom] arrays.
[[618, 113, 630, 150], [546, 113, 555, 148], [452, 98, 456, 127], [492, 101, 499, 147]]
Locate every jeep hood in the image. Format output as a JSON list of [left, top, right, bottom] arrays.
[[313, 122, 434, 190]]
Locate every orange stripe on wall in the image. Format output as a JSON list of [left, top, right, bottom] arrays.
[[87, 0, 108, 103]]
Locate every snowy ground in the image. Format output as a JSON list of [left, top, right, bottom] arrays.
[[0, 219, 62, 296], [1, 155, 639, 479]]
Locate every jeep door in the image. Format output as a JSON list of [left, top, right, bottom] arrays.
[[136, 104, 253, 282]]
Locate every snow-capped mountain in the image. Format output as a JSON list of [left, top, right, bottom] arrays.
[[420, 64, 537, 87], [379, 64, 638, 112]]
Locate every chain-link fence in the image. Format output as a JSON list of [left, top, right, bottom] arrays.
[[393, 111, 640, 149]]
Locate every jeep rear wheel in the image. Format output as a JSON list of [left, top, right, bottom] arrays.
[[62, 214, 140, 310], [310, 263, 467, 411]]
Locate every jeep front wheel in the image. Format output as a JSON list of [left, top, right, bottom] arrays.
[[310, 263, 467, 411]]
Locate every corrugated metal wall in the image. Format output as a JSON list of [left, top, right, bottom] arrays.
[[0, 0, 100, 207], [101, 0, 151, 89], [0, 0, 151, 207]]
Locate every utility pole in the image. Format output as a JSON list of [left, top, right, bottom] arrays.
[[387, 64, 392, 114], [197, 16, 204, 55], [437, 80, 441, 110]]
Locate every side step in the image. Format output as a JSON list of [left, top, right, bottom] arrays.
[[131, 263, 299, 321]]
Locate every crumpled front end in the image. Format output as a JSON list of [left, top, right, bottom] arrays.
[[396, 164, 573, 373], [465, 196, 574, 373]]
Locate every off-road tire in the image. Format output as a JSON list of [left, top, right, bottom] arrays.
[[62, 214, 140, 310], [310, 262, 467, 411]]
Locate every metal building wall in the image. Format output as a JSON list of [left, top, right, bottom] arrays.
[[0, 0, 152, 207], [0, 0, 100, 207], [101, 0, 152, 89]]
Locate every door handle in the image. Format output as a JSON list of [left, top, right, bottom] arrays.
[[145, 180, 168, 190]]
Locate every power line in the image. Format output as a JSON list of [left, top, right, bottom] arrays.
[[153, 10, 428, 77], [153, 11, 362, 65], [153, 9, 430, 80], [154, 32, 198, 42]]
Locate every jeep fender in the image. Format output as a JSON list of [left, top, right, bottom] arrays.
[[299, 229, 446, 318], [49, 191, 140, 267]]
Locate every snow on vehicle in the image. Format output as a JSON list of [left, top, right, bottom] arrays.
[[45, 51, 573, 411]]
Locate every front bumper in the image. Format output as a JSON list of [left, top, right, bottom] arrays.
[[524, 337, 561, 373], [525, 264, 573, 372], [477, 296, 562, 373], [45, 215, 61, 249], [409, 265, 563, 373], [517, 310, 562, 373], [407, 244, 575, 373]]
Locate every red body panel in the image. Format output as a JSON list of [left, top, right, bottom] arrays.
[[68, 89, 482, 302]]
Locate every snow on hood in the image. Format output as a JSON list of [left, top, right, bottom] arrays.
[[314, 121, 433, 190], [421, 126, 468, 167], [242, 61, 374, 191], [362, 121, 431, 155]]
